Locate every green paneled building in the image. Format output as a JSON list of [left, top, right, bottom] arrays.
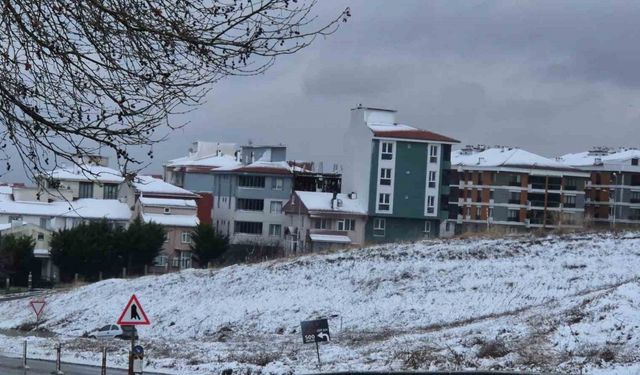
[[342, 106, 459, 243]]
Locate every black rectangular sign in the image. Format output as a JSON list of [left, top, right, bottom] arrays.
[[301, 319, 330, 344]]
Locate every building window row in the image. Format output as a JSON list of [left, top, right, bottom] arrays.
[[238, 175, 265, 188], [337, 219, 356, 231], [426, 195, 435, 214], [237, 198, 264, 211], [373, 218, 385, 236], [429, 145, 439, 163], [234, 221, 263, 235]]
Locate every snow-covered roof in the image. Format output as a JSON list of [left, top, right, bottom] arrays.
[[45, 165, 124, 183], [0, 223, 12, 231], [133, 175, 197, 197], [294, 191, 367, 215], [559, 148, 640, 168], [139, 197, 196, 208], [166, 154, 241, 169], [453, 147, 579, 171], [309, 233, 352, 243], [33, 248, 50, 257], [368, 123, 459, 143], [142, 213, 199, 227], [214, 160, 306, 175], [0, 199, 131, 220]]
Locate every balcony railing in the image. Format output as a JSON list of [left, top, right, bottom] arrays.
[[564, 203, 576, 208], [508, 181, 521, 186], [508, 199, 521, 204], [530, 200, 546, 207], [630, 198, 640, 204], [507, 217, 520, 222], [564, 185, 577, 191], [531, 183, 546, 189]]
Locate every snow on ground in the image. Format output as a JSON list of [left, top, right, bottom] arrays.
[[1, 232, 640, 374]]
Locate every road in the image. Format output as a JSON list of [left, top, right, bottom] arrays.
[[0, 355, 166, 375]]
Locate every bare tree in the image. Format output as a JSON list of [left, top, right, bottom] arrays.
[[0, 0, 350, 179]]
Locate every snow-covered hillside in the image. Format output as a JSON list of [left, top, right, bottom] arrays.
[[1, 232, 640, 374]]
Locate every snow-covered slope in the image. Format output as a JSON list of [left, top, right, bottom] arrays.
[[1, 232, 640, 374]]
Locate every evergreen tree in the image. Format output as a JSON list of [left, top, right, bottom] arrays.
[[0, 234, 36, 286], [124, 217, 166, 274], [190, 224, 229, 267]]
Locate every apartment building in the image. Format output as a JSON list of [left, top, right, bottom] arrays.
[[559, 147, 640, 227], [448, 146, 590, 233], [342, 105, 459, 242], [283, 191, 367, 253]]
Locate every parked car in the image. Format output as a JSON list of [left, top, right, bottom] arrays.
[[87, 324, 138, 340]]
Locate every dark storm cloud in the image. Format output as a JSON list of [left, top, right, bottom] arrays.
[[4, 0, 640, 182]]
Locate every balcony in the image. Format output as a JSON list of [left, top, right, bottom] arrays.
[[508, 199, 521, 204], [508, 181, 521, 187], [547, 201, 561, 208], [507, 217, 520, 222], [564, 185, 577, 191], [529, 200, 546, 207], [564, 203, 576, 208], [548, 184, 562, 191], [629, 216, 640, 221], [631, 198, 640, 204], [531, 183, 546, 190]]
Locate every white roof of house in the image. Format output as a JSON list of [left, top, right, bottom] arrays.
[[559, 148, 640, 167], [142, 213, 199, 227], [309, 234, 352, 244], [166, 154, 241, 169], [0, 223, 12, 231], [133, 175, 197, 196], [452, 147, 573, 170], [296, 191, 367, 215], [33, 248, 50, 257], [139, 197, 196, 208], [0, 199, 131, 220], [45, 165, 124, 183]]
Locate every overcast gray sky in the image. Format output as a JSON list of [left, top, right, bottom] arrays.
[[6, 0, 640, 181]]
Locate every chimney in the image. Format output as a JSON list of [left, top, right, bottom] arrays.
[[331, 192, 338, 209]]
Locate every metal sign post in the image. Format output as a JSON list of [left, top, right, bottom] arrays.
[[117, 295, 150, 375], [301, 319, 330, 369]]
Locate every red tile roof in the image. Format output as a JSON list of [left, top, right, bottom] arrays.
[[373, 129, 460, 143]]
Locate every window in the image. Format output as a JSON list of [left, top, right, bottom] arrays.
[[236, 198, 264, 211], [37, 232, 44, 241], [380, 168, 392, 186], [103, 183, 118, 199], [314, 219, 331, 229], [373, 218, 385, 236], [564, 195, 576, 207], [633, 158, 639, 166], [381, 142, 393, 160], [631, 191, 640, 202], [39, 218, 48, 229], [337, 219, 356, 231], [428, 171, 437, 188], [271, 178, 284, 190], [78, 182, 93, 198], [490, 190, 495, 200], [508, 209, 519, 221], [488, 208, 494, 218], [429, 145, 439, 163], [476, 206, 482, 217], [181, 232, 191, 244], [270, 201, 283, 214], [268, 224, 282, 237], [9, 215, 22, 223], [154, 255, 168, 266], [164, 207, 171, 214], [424, 221, 431, 234], [378, 193, 391, 211], [427, 195, 435, 214], [238, 175, 265, 188], [234, 221, 263, 234], [509, 191, 520, 204]]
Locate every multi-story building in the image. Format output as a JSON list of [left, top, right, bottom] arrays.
[[342, 105, 460, 242], [559, 147, 640, 227], [121, 175, 201, 270], [167, 142, 297, 247], [283, 191, 367, 253], [448, 146, 590, 233]]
